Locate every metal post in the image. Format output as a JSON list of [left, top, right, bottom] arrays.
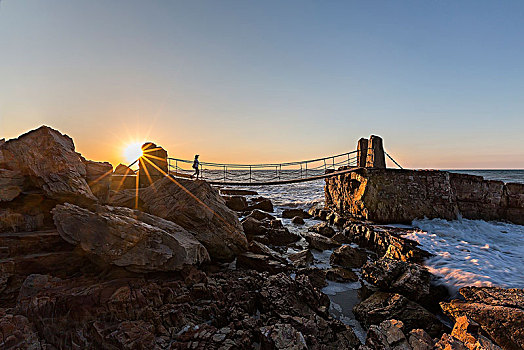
[[224, 166, 226, 182], [249, 166, 252, 183], [279, 164, 281, 180], [305, 162, 308, 178]]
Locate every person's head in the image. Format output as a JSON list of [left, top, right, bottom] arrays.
[[195, 154, 199, 159]]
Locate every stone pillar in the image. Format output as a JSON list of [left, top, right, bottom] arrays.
[[357, 138, 369, 168], [139, 142, 168, 187], [365, 135, 386, 168]]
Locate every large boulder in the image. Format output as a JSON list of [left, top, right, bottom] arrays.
[[52, 203, 210, 272], [0, 126, 97, 206], [111, 177, 247, 261], [361, 258, 432, 304], [302, 232, 339, 251], [353, 292, 445, 338], [440, 287, 524, 350], [330, 245, 367, 268]]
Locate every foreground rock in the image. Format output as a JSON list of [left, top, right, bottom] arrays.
[[111, 177, 248, 261], [13, 270, 360, 349], [353, 292, 445, 338], [0, 126, 111, 233], [441, 287, 524, 350], [0, 126, 98, 206], [53, 203, 210, 272]]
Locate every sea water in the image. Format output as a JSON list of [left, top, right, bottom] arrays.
[[245, 170, 524, 290], [243, 170, 524, 333]]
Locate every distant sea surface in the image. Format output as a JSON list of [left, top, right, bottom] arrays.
[[243, 169, 524, 291], [447, 169, 524, 184]]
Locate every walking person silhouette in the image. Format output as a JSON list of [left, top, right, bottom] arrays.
[[192, 154, 200, 179]]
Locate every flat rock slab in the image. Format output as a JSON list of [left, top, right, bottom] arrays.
[[53, 203, 210, 272]]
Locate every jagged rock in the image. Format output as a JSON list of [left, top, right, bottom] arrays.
[[302, 232, 339, 251], [111, 177, 247, 261], [361, 258, 432, 304], [408, 329, 434, 350], [220, 189, 258, 196], [308, 222, 336, 237], [243, 209, 275, 221], [259, 323, 307, 349], [292, 216, 305, 225], [295, 268, 328, 289], [243, 217, 299, 246], [0, 308, 43, 349], [288, 249, 313, 268], [236, 252, 288, 274], [440, 287, 524, 350], [353, 292, 445, 338], [13, 269, 359, 349], [0, 126, 97, 206], [435, 333, 468, 350], [450, 315, 502, 350], [242, 216, 266, 236], [330, 245, 367, 268], [326, 267, 358, 283], [223, 195, 248, 212], [364, 319, 411, 350], [282, 209, 312, 219], [342, 224, 430, 263], [53, 203, 209, 272], [265, 227, 300, 246], [246, 197, 274, 212]]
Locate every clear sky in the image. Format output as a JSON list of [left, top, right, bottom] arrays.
[[1, 0, 523, 169]]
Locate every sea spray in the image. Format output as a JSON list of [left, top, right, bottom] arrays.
[[404, 218, 524, 291]]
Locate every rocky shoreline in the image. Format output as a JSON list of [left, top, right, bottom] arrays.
[[1, 126, 522, 349]]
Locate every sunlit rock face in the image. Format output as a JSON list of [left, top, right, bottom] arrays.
[[53, 203, 210, 272], [441, 287, 524, 350], [325, 168, 524, 224], [110, 177, 248, 262], [0, 126, 114, 232]]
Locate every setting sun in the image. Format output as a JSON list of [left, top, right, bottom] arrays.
[[123, 142, 144, 163]]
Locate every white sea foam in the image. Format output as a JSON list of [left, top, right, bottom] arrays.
[[405, 218, 524, 291]]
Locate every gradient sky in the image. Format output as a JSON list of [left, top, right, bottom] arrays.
[[1, 0, 523, 169]]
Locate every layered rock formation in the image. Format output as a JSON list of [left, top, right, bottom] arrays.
[[53, 203, 210, 272], [110, 177, 248, 261], [325, 168, 524, 224]]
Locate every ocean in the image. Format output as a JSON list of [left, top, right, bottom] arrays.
[[244, 170, 524, 291]]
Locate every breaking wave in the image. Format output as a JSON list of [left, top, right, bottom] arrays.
[[404, 218, 524, 291]]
